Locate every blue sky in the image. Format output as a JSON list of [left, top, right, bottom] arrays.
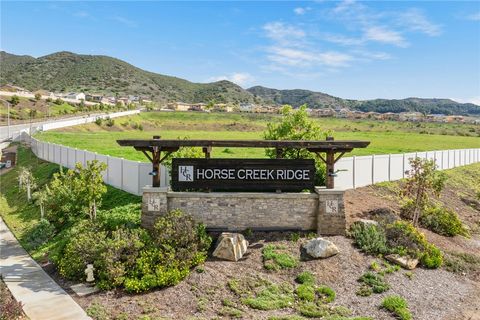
[[1, 1, 480, 103]]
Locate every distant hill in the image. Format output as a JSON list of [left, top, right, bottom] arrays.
[[247, 86, 480, 116], [0, 51, 255, 104], [1, 50, 479, 115]]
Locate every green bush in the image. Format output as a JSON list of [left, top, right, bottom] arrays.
[[420, 244, 443, 269], [349, 222, 388, 255], [420, 206, 469, 237], [151, 209, 212, 267], [316, 285, 335, 303], [23, 219, 55, 249], [96, 203, 141, 231], [243, 283, 294, 310], [262, 245, 298, 270], [58, 221, 107, 280], [296, 271, 315, 285], [385, 221, 427, 259], [296, 284, 315, 302], [381, 295, 411, 320], [358, 272, 389, 293]]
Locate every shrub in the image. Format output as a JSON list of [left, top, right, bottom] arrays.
[[296, 271, 315, 285], [151, 209, 211, 267], [358, 272, 389, 293], [96, 203, 141, 231], [104, 117, 115, 127], [263, 244, 298, 270], [298, 302, 330, 318], [420, 206, 469, 237], [349, 222, 388, 255], [23, 219, 56, 249], [385, 221, 427, 258], [94, 118, 103, 126], [381, 295, 411, 320], [316, 285, 335, 303], [243, 283, 294, 310], [58, 221, 107, 280], [420, 244, 443, 269], [296, 283, 315, 302], [0, 280, 24, 320]]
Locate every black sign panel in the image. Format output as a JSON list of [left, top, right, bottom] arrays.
[[172, 158, 315, 192]]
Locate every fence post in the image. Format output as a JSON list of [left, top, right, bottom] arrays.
[[106, 156, 110, 183], [388, 154, 391, 181], [352, 155, 356, 189], [371, 155, 375, 184], [120, 159, 124, 190], [137, 161, 141, 196], [453, 150, 456, 167], [402, 153, 406, 178]]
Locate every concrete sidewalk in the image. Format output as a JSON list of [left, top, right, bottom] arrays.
[[0, 218, 91, 320]]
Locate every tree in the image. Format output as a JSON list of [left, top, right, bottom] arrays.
[[402, 158, 446, 226], [45, 160, 107, 226], [263, 105, 330, 185], [34, 93, 42, 101], [77, 160, 107, 220], [10, 95, 20, 107], [33, 189, 48, 219], [18, 167, 36, 201]]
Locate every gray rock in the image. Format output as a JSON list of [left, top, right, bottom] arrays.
[[385, 254, 419, 270], [212, 232, 248, 261], [70, 283, 99, 297], [303, 237, 339, 259]]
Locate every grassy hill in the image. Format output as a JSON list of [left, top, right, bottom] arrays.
[[0, 51, 255, 104], [1, 50, 479, 115], [248, 86, 480, 115]]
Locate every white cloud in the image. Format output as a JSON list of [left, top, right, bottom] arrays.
[[263, 22, 305, 46], [73, 11, 89, 18], [452, 97, 480, 106], [267, 46, 352, 68], [209, 73, 254, 87], [364, 26, 408, 47], [323, 34, 365, 46], [294, 7, 311, 15], [399, 9, 441, 36], [466, 12, 480, 21], [111, 16, 137, 27]]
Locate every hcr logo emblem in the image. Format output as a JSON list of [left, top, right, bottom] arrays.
[[178, 166, 194, 182]]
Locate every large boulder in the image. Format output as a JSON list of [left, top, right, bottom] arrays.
[[303, 238, 339, 259], [385, 254, 419, 270], [212, 232, 248, 262], [368, 207, 399, 225]]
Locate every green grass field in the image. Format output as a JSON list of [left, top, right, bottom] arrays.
[[34, 111, 480, 161]]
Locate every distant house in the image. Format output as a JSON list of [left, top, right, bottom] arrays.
[[381, 112, 401, 121], [169, 102, 192, 111], [85, 94, 103, 102], [446, 115, 464, 123], [239, 103, 255, 112], [425, 114, 446, 122], [399, 112, 423, 122], [63, 92, 85, 101], [311, 108, 335, 117], [336, 108, 350, 118]]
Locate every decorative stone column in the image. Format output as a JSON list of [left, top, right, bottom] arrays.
[[315, 187, 347, 236], [141, 186, 168, 229]]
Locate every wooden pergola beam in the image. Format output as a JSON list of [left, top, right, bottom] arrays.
[[119, 137, 370, 189]]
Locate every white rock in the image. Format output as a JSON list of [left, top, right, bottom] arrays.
[[303, 237, 339, 259], [385, 254, 419, 270], [356, 219, 378, 226], [212, 232, 248, 262]]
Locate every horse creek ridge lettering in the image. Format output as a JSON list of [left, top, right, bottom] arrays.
[[188, 168, 311, 181]]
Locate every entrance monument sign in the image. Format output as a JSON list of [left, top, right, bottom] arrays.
[[172, 158, 315, 191]]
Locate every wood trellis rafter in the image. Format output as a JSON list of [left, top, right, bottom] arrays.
[[118, 136, 370, 189]]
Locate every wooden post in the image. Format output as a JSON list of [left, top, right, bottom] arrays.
[[203, 146, 211, 159], [326, 151, 335, 189], [152, 135, 161, 187]]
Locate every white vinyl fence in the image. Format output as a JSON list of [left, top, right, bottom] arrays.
[[25, 133, 480, 195], [2, 109, 140, 141], [28, 135, 168, 196], [335, 148, 480, 189]]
